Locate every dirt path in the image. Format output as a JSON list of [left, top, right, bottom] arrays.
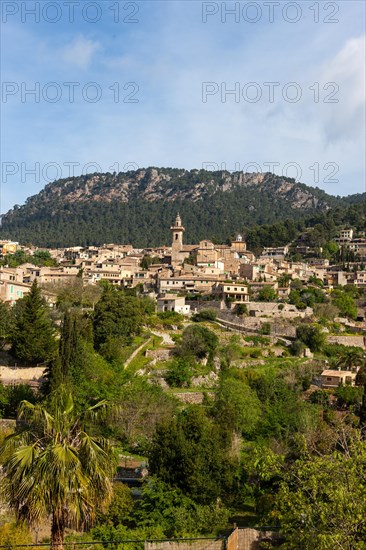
[[150, 330, 175, 346], [124, 337, 152, 367]]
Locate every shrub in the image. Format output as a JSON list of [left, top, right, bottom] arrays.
[[233, 303, 248, 316], [192, 309, 217, 322]]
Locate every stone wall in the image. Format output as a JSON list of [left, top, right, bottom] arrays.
[[215, 313, 297, 339], [248, 302, 313, 319], [145, 540, 223, 550], [174, 392, 215, 404], [145, 349, 173, 363], [328, 335, 366, 349], [0, 365, 46, 385]]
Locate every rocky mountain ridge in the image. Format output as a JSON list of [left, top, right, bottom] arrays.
[[9, 169, 333, 210], [0, 168, 364, 248]]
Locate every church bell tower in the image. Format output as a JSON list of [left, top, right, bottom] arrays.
[[170, 213, 185, 265]]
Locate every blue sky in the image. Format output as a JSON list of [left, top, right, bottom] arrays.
[[1, 0, 365, 213]]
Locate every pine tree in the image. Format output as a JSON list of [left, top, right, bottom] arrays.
[[11, 280, 57, 364]]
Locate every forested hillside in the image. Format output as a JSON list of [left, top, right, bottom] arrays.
[[0, 168, 364, 247], [2, 282, 366, 547]]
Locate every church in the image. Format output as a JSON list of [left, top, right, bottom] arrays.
[[169, 214, 254, 273]]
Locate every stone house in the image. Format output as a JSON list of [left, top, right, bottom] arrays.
[[320, 369, 358, 388], [157, 295, 190, 314]]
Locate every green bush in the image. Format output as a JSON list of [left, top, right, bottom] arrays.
[[165, 358, 194, 388], [192, 309, 217, 322]]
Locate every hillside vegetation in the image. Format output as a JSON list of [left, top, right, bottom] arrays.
[[0, 168, 364, 247]]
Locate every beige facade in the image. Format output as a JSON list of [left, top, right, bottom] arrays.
[[216, 282, 249, 303], [196, 240, 218, 266], [320, 369, 358, 388], [159, 276, 217, 294], [0, 240, 18, 255], [0, 280, 31, 303], [171, 214, 185, 266]]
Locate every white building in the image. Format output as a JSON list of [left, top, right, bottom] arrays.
[[157, 295, 191, 315]]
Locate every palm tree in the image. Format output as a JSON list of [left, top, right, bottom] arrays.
[[0, 388, 116, 550], [335, 348, 366, 371]]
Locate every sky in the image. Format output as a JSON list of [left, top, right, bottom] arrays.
[[0, 0, 365, 214]]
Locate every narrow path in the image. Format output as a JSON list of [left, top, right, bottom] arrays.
[[150, 330, 175, 346], [124, 337, 152, 367]]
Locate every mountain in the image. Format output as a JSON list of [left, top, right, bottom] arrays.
[[0, 168, 364, 247]]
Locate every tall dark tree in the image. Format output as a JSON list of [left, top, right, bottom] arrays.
[[46, 310, 86, 395], [11, 281, 57, 364], [148, 407, 235, 504], [0, 300, 13, 350]]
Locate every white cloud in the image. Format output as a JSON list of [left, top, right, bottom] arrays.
[[321, 35, 366, 144], [61, 36, 100, 70]]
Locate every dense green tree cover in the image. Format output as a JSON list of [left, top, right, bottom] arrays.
[[214, 371, 261, 437], [174, 324, 218, 361], [334, 385, 363, 410], [289, 284, 326, 310], [296, 324, 326, 352], [149, 406, 236, 504], [93, 287, 151, 350], [0, 388, 116, 549], [0, 168, 364, 247], [246, 369, 322, 440], [0, 249, 57, 268], [233, 303, 248, 316], [91, 476, 229, 550], [165, 357, 195, 388], [10, 280, 57, 364], [332, 288, 358, 319], [131, 478, 230, 537], [0, 383, 37, 419], [270, 437, 366, 549], [47, 278, 103, 310], [97, 482, 135, 527], [0, 299, 13, 349], [46, 310, 87, 394], [257, 286, 277, 302]]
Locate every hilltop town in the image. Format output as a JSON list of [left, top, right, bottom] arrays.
[[1, 214, 366, 314], [1, 214, 366, 547]]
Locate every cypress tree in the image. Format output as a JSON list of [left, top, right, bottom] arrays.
[[45, 310, 86, 395], [11, 280, 57, 364], [360, 388, 366, 428], [59, 310, 84, 385]]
